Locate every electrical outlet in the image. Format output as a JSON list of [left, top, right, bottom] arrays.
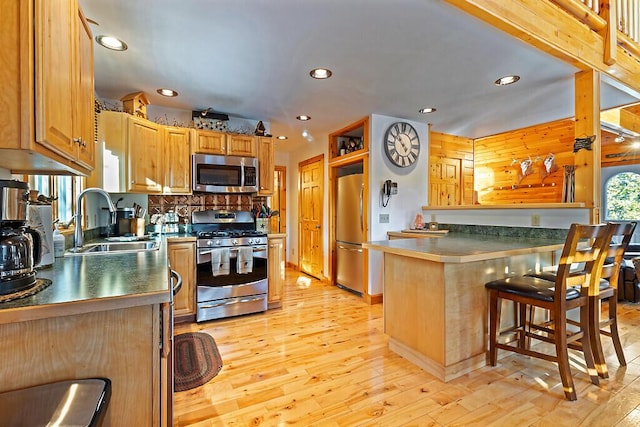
[[379, 213, 390, 223], [531, 215, 540, 226]]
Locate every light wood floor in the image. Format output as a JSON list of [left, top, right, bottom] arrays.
[[174, 269, 640, 426]]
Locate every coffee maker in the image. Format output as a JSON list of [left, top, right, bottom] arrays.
[[0, 180, 42, 295]]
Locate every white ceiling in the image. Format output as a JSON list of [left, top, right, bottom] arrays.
[[79, 0, 639, 152]]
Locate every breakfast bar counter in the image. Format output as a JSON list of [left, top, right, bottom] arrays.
[[364, 233, 565, 382]]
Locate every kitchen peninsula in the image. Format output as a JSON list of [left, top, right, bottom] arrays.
[[363, 233, 565, 382], [0, 239, 171, 425]]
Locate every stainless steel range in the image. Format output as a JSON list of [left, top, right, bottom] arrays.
[[192, 210, 268, 322]]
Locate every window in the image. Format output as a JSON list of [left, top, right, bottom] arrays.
[[28, 175, 83, 227], [605, 171, 640, 242]]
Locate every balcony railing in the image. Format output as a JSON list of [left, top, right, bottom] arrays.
[[553, 0, 640, 60]]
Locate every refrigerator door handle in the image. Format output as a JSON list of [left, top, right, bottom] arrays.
[[359, 184, 364, 233], [338, 245, 363, 252]]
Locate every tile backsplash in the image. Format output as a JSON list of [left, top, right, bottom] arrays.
[[147, 194, 269, 222]]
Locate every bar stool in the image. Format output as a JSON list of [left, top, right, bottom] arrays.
[[485, 223, 612, 401], [525, 222, 636, 378], [590, 222, 636, 377], [0, 378, 111, 426]]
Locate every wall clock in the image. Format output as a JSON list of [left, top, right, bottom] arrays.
[[384, 122, 420, 167]]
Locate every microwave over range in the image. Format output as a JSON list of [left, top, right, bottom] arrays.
[[192, 154, 258, 193]]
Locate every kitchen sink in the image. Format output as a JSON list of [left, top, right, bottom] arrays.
[[66, 240, 160, 256]]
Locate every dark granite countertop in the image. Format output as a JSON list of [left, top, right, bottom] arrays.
[[364, 233, 566, 263], [0, 236, 173, 325]]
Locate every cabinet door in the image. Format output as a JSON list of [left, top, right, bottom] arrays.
[[194, 130, 226, 155], [168, 241, 196, 322], [227, 135, 257, 157], [268, 236, 285, 307], [164, 127, 191, 194], [73, 8, 95, 169], [35, 0, 76, 159], [127, 117, 162, 193], [258, 137, 274, 196]]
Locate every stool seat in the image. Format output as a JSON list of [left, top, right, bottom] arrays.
[[0, 378, 111, 427], [485, 275, 581, 302]]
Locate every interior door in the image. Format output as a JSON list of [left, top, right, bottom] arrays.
[[429, 157, 461, 206], [299, 156, 324, 279]]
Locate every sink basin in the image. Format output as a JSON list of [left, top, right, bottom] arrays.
[[66, 240, 160, 256]]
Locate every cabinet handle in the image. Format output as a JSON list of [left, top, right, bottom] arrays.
[[73, 137, 81, 145]]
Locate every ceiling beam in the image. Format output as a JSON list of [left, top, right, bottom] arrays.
[[443, 0, 640, 95]]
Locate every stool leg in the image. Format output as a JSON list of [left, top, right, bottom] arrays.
[[553, 307, 577, 401], [589, 296, 609, 378], [580, 302, 600, 385], [488, 290, 500, 366], [608, 293, 627, 366]]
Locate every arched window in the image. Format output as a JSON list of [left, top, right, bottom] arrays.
[[605, 172, 640, 242]]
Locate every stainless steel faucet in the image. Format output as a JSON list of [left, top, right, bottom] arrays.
[[74, 188, 116, 248]]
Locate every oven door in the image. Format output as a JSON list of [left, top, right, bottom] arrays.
[[196, 246, 268, 321]]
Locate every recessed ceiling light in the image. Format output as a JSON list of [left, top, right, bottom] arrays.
[[95, 35, 128, 51], [297, 115, 311, 121], [419, 107, 436, 114], [157, 88, 178, 97], [276, 135, 288, 140], [310, 68, 332, 79], [495, 75, 520, 86]]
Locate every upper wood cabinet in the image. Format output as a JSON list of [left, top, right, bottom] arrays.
[[257, 137, 274, 195], [0, 0, 95, 174], [193, 129, 257, 157], [90, 112, 193, 194], [73, 8, 95, 169], [127, 116, 163, 193], [193, 129, 226, 155], [328, 117, 369, 164], [163, 127, 192, 194], [227, 134, 257, 157]]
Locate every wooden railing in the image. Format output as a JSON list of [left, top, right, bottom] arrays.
[[553, 0, 640, 62]]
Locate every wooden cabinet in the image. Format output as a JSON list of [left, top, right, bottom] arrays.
[[0, 0, 94, 174], [92, 112, 191, 194], [193, 129, 227, 155], [193, 130, 257, 157], [267, 235, 285, 308], [73, 8, 95, 169], [0, 304, 169, 425], [227, 134, 257, 157], [163, 127, 192, 194], [127, 116, 163, 193], [328, 117, 369, 164], [167, 240, 196, 323], [257, 137, 274, 195]]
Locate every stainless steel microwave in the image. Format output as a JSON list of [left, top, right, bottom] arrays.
[[192, 154, 258, 193]]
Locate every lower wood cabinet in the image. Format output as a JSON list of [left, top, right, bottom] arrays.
[[167, 239, 196, 323], [267, 235, 285, 308], [0, 304, 170, 425]]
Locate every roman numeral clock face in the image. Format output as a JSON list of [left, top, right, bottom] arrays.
[[384, 122, 420, 167]]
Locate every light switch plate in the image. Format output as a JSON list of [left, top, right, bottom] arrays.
[[379, 213, 389, 223]]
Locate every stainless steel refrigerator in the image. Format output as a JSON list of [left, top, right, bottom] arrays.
[[336, 173, 364, 294]]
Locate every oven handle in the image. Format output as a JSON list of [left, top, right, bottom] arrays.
[[199, 295, 265, 309], [198, 245, 267, 255]]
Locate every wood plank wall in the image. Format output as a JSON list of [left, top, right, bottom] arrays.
[[429, 131, 474, 205], [472, 118, 640, 204]]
